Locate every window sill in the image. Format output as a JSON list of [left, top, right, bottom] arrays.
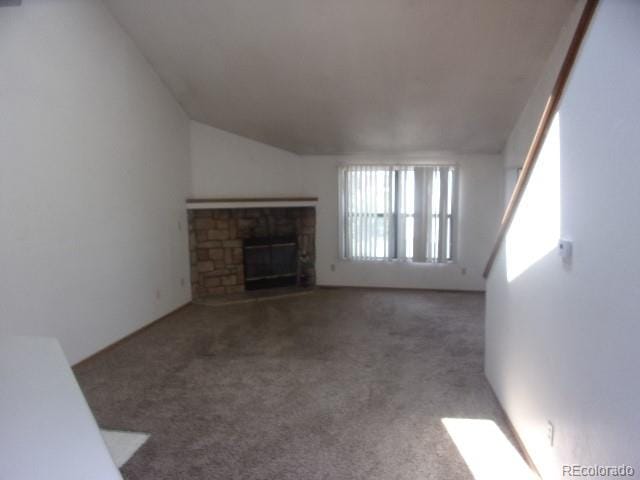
[[339, 258, 456, 267]]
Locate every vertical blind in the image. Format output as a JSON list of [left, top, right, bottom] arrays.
[[339, 165, 455, 263]]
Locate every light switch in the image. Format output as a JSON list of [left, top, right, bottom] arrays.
[[558, 239, 573, 263]]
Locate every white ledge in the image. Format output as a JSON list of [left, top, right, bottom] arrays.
[[186, 197, 318, 210], [0, 337, 121, 480]]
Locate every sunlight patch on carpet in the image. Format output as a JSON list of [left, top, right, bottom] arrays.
[[442, 418, 538, 480]]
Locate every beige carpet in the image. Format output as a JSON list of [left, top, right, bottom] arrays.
[[75, 288, 526, 479]]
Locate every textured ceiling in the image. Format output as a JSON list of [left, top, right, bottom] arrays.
[[104, 0, 578, 155]]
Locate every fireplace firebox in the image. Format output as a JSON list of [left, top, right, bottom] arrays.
[[243, 235, 298, 290]]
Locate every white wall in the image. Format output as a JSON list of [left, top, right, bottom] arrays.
[[485, 1, 640, 478], [190, 121, 306, 198], [0, 0, 191, 364], [302, 154, 503, 291]]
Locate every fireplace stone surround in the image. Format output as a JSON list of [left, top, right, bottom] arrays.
[[188, 206, 315, 299]]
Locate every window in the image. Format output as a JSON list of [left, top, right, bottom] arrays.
[[339, 165, 456, 263]]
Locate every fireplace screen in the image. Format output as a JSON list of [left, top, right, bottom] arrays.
[[243, 235, 298, 290]]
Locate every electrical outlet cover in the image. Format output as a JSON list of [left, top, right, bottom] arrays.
[[547, 421, 554, 446]]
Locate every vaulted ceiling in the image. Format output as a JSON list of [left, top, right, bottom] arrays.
[[104, 0, 578, 155]]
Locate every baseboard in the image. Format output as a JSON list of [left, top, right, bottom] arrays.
[[73, 301, 192, 368], [316, 284, 485, 294], [486, 382, 542, 478]]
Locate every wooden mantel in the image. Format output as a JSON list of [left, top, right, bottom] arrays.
[[186, 197, 318, 210]]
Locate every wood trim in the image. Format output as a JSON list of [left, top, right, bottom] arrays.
[[187, 197, 318, 203], [487, 386, 541, 478], [483, 0, 600, 279], [73, 302, 192, 369], [317, 285, 485, 294]]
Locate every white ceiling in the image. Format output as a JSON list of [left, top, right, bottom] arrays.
[[104, 0, 578, 155]]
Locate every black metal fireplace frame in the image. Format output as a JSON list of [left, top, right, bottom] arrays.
[[243, 235, 298, 290]]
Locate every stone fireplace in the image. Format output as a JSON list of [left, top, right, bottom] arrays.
[[187, 202, 316, 299]]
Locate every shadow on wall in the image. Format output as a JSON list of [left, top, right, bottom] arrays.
[[506, 112, 562, 282]]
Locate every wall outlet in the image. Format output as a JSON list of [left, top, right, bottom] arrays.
[[330, 263, 336, 272], [547, 420, 555, 446]]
